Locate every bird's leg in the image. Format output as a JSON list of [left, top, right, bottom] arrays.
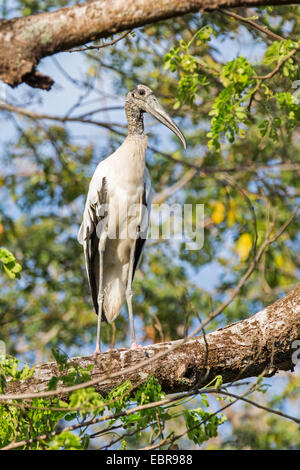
[[95, 289, 102, 355], [95, 232, 108, 355], [94, 248, 104, 355], [126, 197, 143, 350], [126, 244, 138, 349]]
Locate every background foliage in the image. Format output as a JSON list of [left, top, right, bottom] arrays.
[[0, 0, 299, 449]]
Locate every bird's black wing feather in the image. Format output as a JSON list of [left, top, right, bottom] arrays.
[[86, 228, 99, 315], [78, 177, 108, 318]]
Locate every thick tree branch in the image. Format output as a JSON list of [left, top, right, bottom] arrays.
[[4, 285, 300, 398], [0, 0, 296, 89]]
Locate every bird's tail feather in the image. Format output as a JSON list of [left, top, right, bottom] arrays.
[[103, 277, 125, 324]]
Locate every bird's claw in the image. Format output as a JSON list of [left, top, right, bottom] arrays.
[[130, 342, 143, 350], [93, 346, 101, 357]]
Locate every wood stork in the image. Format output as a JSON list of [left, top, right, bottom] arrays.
[[78, 84, 186, 353]]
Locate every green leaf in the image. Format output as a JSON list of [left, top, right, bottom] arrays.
[[0, 248, 22, 280]]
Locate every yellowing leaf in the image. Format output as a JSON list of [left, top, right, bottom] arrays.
[[212, 202, 225, 224], [228, 200, 237, 226], [274, 253, 284, 268], [88, 66, 96, 77], [284, 259, 297, 274], [152, 264, 164, 275], [236, 233, 252, 261]]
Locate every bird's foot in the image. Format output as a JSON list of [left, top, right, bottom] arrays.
[[130, 342, 143, 350], [93, 345, 101, 357]]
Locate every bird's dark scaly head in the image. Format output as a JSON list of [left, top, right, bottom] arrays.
[[126, 84, 186, 149]]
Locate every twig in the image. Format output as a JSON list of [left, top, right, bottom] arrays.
[[255, 43, 300, 81], [220, 10, 285, 42], [152, 168, 198, 204], [141, 436, 169, 450], [69, 31, 131, 53], [0, 102, 126, 130], [215, 389, 300, 425]]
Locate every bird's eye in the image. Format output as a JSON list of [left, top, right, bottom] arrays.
[[138, 89, 146, 96]]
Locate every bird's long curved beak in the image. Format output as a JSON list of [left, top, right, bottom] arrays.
[[145, 95, 187, 149]]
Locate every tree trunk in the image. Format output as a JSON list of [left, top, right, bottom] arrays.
[[0, 0, 295, 89], [4, 285, 300, 399]]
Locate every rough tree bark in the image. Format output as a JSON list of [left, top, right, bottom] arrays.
[[0, 0, 296, 89], [4, 285, 300, 399]]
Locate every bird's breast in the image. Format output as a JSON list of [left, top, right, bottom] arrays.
[[106, 180, 145, 239], [104, 136, 148, 240]]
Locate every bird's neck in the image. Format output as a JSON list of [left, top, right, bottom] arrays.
[[125, 102, 144, 136]]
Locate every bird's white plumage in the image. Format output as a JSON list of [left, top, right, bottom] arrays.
[[78, 134, 152, 324]]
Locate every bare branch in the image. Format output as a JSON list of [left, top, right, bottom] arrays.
[[0, 101, 126, 130], [152, 168, 198, 204], [220, 9, 285, 41], [68, 31, 132, 53]]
